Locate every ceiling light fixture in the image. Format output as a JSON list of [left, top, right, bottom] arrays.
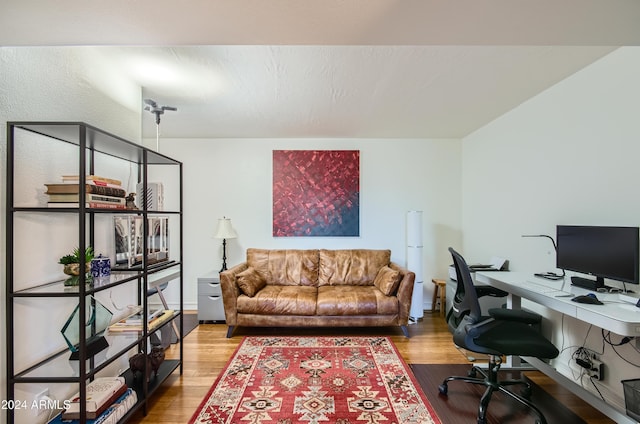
[[143, 98, 177, 151]]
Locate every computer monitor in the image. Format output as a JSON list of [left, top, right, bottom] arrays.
[[556, 225, 639, 288]]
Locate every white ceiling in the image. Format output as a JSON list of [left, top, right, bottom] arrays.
[[2, 1, 640, 139]]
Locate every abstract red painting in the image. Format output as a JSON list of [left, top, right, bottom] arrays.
[[273, 150, 360, 237]]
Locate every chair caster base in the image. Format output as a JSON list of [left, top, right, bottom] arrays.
[[438, 383, 448, 395]]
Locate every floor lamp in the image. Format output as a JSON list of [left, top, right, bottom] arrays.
[[407, 211, 424, 322], [214, 217, 237, 272]]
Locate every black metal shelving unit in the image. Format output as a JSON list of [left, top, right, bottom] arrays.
[[5, 122, 184, 423]]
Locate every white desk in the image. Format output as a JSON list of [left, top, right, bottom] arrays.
[[476, 271, 640, 424]]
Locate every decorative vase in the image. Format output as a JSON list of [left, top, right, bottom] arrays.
[[63, 263, 91, 276], [90, 255, 111, 277]]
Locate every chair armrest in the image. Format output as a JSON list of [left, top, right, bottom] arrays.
[[219, 262, 249, 325], [475, 286, 508, 298], [488, 307, 541, 325], [390, 262, 415, 324], [463, 317, 499, 339]]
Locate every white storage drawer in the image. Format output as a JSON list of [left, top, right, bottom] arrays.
[[197, 272, 225, 322], [198, 293, 226, 322], [199, 280, 222, 296]]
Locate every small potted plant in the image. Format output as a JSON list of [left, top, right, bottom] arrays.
[[59, 246, 94, 276]]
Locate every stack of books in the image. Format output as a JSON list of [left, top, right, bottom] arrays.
[[50, 376, 138, 423], [45, 175, 127, 209], [108, 309, 175, 333]]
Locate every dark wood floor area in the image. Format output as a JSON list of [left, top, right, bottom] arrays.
[[127, 311, 614, 423], [413, 363, 609, 424]]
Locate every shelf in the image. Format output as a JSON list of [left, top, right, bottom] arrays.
[[14, 333, 141, 381], [107, 310, 181, 336], [9, 122, 180, 166], [12, 263, 181, 297], [11, 206, 181, 215], [45, 359, 182, 424], [14, 311, 181, 383], [127, 358, 181, 396], [6, 121, 184, 424], [11, 273, 139, 297], [121, 359, 182, 418], [112, 261, 180, 275]]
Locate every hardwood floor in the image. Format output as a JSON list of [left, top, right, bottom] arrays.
[[127, 311, 614, 423]]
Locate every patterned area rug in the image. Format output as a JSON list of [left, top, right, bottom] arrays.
[[189, 336, 441, 424]]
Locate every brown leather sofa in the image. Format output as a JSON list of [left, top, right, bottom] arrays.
[[220, 248, 416, 338]]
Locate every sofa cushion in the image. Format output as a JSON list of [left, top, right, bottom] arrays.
[[236, 267, 266, 297], [247, 248, 319, 286], [237, 285, 318, 315], [318, 249, 391, 286], [317, 286, 398, 315], [373, 266, 402, 296]]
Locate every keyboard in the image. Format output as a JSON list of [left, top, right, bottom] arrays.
[[519, 280, 563, 294]]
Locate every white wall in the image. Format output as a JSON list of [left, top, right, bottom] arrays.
[[10, 42, 638, 419], [0, 46, 463, 423], [0, 47, 141, 424], [461, 46, 640, 410], [152, 138, 463, 311]]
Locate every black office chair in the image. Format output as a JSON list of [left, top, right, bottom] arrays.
[[439, 247, 559, 424], [445, 266, 508, 334]]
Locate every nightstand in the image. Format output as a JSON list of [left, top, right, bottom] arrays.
[[197, 271, 226, 323]]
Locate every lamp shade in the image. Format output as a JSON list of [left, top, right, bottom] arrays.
[[407, 210, 423, 248], [214, 217, 237, 239]]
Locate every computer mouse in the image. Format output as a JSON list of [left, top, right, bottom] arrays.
[[571, 294, 604, 305]]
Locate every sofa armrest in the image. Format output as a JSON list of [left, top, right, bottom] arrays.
[[220, 262, 249, 325], [390, 262, 415, 324]]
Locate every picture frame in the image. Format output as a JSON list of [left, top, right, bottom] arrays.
[[114, 216, 169, 268], [272, 150, 360, 237]]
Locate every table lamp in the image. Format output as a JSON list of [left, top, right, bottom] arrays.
[[214, 217, 237, 272], [522, 234, 565, 280]]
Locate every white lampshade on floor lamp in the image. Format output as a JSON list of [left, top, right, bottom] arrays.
[[214, 217, 237, 272]]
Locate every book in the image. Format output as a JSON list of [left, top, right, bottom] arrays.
[[108, 309, 174, 333], [49, 388, 137, 424], [121, 308, 163, 325], [107, 325, 141, 333], [63, 385, 127, 420], [147, 308, 165, 321], [124, 308, 163, 323], [47, 193, 126, 204], [61, 175, 123, 186], [148, 310, 175, 331], [62, 377, 126, 420], [45, 183, 126, 198], [47, 202, 128, 210], [108, 310, 145, 332], [63, 180, 123, 189], [93, 388, 137, 424]]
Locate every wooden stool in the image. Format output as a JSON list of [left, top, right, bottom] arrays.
[[431, 278, 447, 317]]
